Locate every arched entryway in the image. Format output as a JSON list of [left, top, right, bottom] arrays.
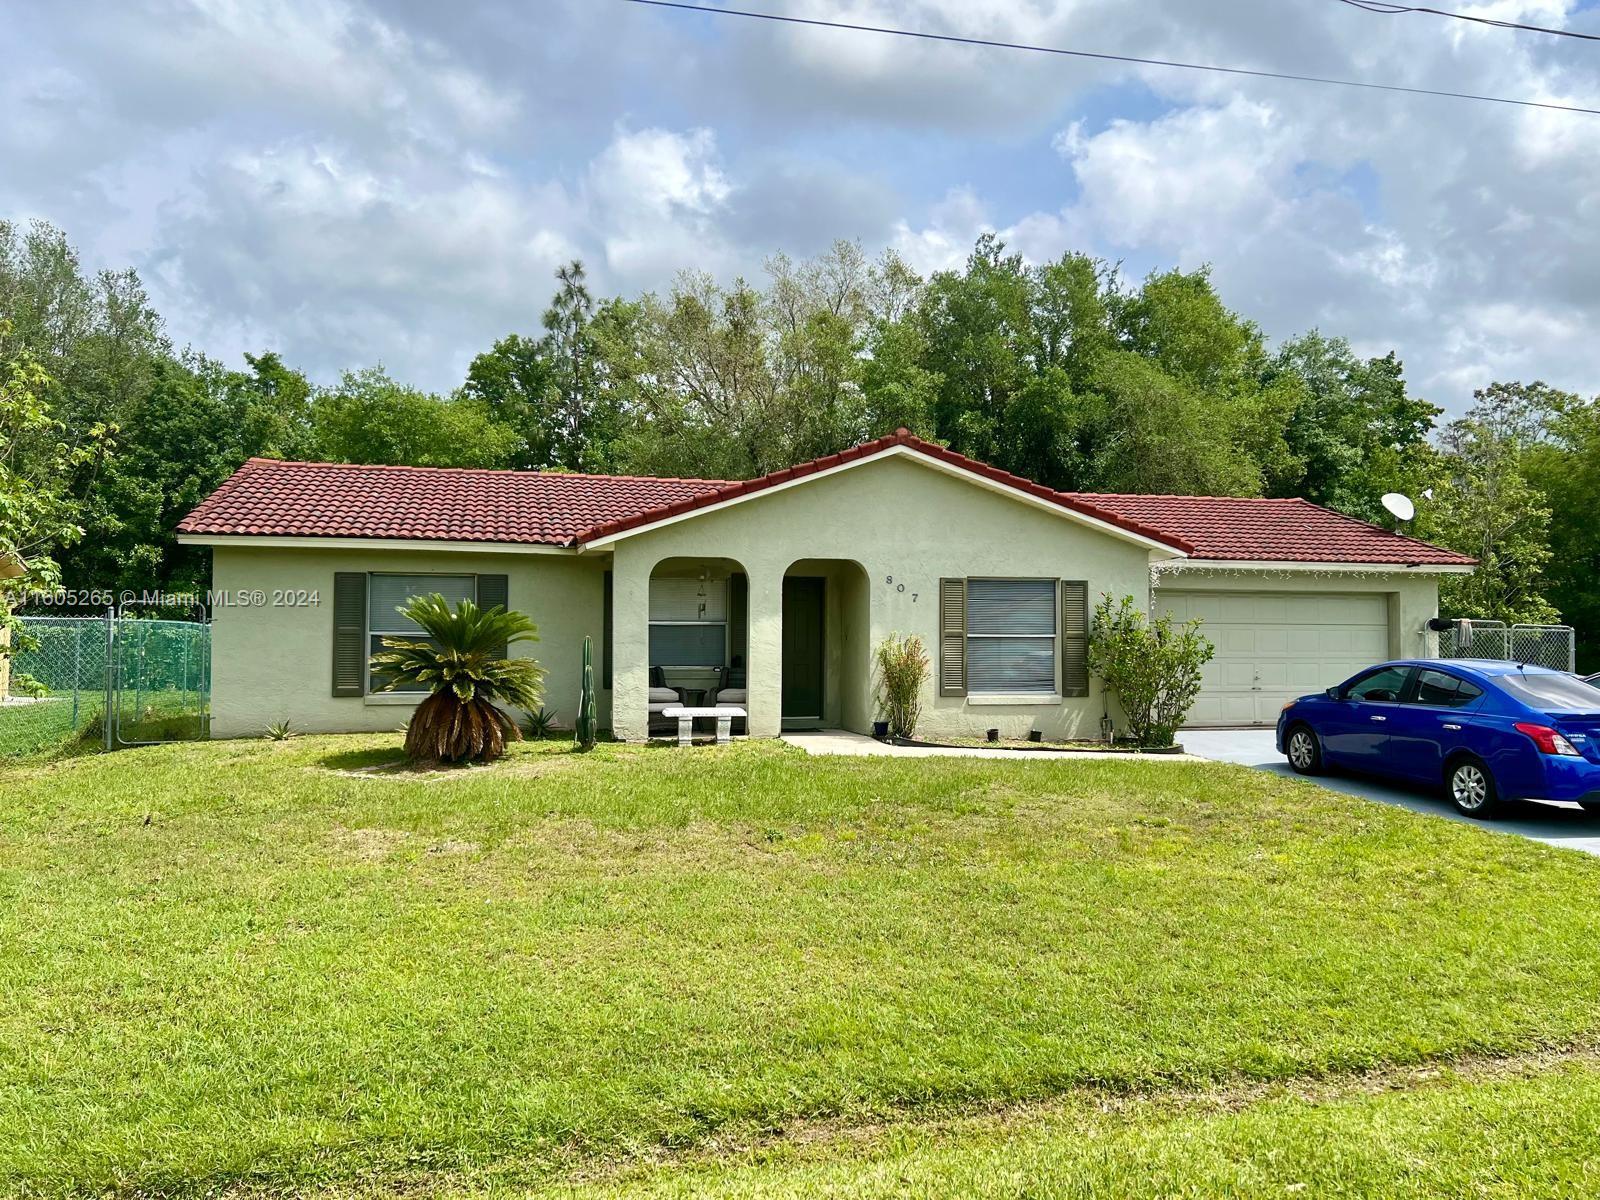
[[780, 559, 871, 733], [646, 557, 749, 737]]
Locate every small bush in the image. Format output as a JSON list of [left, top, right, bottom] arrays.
[[10, 673, 47, 699], [524, 707, 559, 739], [1088, 594, 1215, 748], [874, 633, 928, 739], [264, 720, 295, 742]]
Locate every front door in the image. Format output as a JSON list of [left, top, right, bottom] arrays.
[[782, 576, 825, 729]]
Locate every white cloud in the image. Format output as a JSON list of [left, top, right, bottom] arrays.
[[4, 0, 1600, 411]]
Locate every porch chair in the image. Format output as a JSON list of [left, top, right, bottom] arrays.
[[648, 666, 689, 736], [708, 664, 747, 735]]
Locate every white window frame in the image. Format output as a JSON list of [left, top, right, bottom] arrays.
[[365, 571, 477, 701], [964, 576, 1059, 699]]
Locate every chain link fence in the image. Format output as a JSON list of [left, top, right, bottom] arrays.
[[0, 615, 210, 758], [1436, 619, 1576, 673]]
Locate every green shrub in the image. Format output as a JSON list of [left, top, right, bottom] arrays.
[[524, 707, 559, 739], [874, 633, 929, 739], [10, 672, 47, 698], [1088, 594, 1214, 748]]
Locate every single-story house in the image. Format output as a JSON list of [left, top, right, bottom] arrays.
[[176, 429, 1476, 740]]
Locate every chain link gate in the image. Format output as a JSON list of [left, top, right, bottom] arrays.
[[1435, 619, 1576, 673], [0, 614, 210, 758]]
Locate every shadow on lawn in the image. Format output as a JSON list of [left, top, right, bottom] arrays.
[[316, 741, 590, 775]]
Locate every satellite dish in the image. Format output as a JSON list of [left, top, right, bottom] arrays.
[[1381, 493, 1416, 522]]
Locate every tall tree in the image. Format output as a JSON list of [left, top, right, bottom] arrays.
[[1515, 383, 1599, 667], [311, 368, 521, 469], [1421, 383, 1558, 624], [1267, 334, 1439, 522]]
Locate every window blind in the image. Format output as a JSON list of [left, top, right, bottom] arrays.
[[966, 578, 1057, 694]]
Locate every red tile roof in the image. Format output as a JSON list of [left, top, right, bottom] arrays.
[[1064, 493, 1476, 566], [178, 431, 1474, 567], [176, 458, 734, 545]]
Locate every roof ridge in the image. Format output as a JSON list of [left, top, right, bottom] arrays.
[[237, 457, 737, 486], [1063, 490, 1298, 502]]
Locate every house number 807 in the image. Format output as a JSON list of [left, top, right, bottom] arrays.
[[884, 576, 917, 602]]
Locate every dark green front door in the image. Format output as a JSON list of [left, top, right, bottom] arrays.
[[782, 576, 825, 728]]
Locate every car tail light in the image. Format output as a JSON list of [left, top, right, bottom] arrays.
[[1514, 722, 1583, 757]]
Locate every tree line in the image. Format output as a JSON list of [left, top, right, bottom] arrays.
[[0, 218, 1593, 664]]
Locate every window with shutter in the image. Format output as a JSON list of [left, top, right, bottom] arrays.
[[966, 578, 1057, 695], [939, 578, 966, 696], [367, 573, 476, 693]]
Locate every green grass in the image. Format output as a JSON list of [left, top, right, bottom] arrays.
[[3, 735, 1600, 1196], [571, 1055, 1600, 1198]]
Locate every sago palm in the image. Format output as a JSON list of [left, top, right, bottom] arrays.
[[370, 594, 546, 764]]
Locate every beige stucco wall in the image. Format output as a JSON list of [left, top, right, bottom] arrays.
[[209, 545, 609, 739], [608, 454, 1160, 742]]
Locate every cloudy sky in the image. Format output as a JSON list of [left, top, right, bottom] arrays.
[[4, 0, 1598, 411]]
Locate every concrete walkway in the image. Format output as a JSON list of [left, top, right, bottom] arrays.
[[782, 729, 1203, 762], [1183, 727, 1600, 858]]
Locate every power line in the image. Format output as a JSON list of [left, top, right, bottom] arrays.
[[1334, 0, 1600, 43], [619, 0, 1600, 116]]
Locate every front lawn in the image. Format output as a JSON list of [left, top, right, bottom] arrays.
[[3, 736, 1600, 1195]]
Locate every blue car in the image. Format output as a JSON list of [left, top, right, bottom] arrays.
[[1276, 659, 1600, 818]]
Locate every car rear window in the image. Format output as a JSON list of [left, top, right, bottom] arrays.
[[1500, 673, 1600, 712]]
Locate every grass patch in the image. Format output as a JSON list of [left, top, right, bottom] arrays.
[[2, 735, 1600, 1195]]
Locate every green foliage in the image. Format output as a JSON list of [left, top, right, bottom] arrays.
[[1088, 594, 1215, 748], [310, 367, 521, 469], [263, 720, 294, 742], [0, 325, 105, 630], [524, 707, 559, 739], [1526, 389, 1600, 669], [575, 635, 597, 751], [370, 595, 546, 763], [462, 261, 621, 472], [1419, 383, 1559, 625], [873, 633, 928, 739], [9, 672, 47, 699], [1268, 334, 1439, 521]]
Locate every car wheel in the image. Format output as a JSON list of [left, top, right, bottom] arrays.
[[1447, 755, 1501, 819], [1285, 725, 1322, 775]]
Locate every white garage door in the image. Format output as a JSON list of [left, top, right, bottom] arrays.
[[1157, 591, 1391, 727]]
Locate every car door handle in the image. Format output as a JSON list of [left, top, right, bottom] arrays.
[[1443, 723, 1462, 731], [1369, 715, 1387, 723]]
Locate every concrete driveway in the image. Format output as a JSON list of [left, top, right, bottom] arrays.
[[1182, 727, 1600, 857]]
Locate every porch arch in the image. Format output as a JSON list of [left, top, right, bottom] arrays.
[[644, 556, 750, 737]]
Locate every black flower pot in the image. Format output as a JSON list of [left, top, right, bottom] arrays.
[[1027, 730, 1043, 743], [872, 720, 890, 740], [986, 728, 1000, 743]]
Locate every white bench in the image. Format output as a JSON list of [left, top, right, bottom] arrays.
[[661, 705, 746, 746]]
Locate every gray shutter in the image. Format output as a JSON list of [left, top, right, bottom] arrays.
[[477, 574, 510, 658], [1060, 580, 1089, 697], [939, 578, 966, 697], [332, 572, 367, 698], [602, 570, 613, 690]]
